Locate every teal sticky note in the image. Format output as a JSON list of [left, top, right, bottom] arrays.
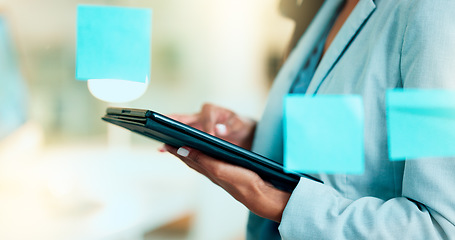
[[76, 5, 151, 82], [284, 94, 364, 174], [386, 89, 455, 160]]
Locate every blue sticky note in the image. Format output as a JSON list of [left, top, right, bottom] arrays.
[[284, 94, 364, 174], [76, 5, 151, 82], [386, 89, 455, 160]]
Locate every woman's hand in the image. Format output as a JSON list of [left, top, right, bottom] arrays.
[[168, 103, 257, 150], [164, 145, 291, 223], [162, 103, 291, 222]]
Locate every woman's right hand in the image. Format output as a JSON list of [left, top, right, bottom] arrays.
[[168, 103, 257, 150]]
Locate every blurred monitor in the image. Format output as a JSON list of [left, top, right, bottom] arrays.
[[0, 15, 28, 140]]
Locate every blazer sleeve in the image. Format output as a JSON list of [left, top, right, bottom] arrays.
[[278, 1, 455, 239]]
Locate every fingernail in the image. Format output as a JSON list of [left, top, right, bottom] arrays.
[[177, 147, 190, 157], [215, 123, 227, 135]]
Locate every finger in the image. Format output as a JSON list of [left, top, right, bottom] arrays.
[[175, 147, 228, 187], [163, 144, 178, 153], [225, 112, 251, 135], [164, 145, 215, 179], [201, 104, 235, 137], [176, 146, 237, 182], [215, 123, 228, 136], [229, 116, 246, 133], [171, 146, 229, 183], [158, 144, 166, 152], [213, 110, 240, 137], [165, 145, 205, 174], [216, 111, 238, 136], [200, 104, 217, 135], [175, 147, 268, 201], [167, 114, 199, 125]]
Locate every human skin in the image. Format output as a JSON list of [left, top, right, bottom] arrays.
[[163, 103, 291, 222], [163, 0, 359, 223]]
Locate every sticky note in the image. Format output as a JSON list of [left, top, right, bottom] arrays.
[[284, 94, 364, 174], [386, 89, 455, 160], [76, 5, 151, 83]]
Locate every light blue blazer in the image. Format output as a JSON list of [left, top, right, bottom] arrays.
[[248, 0, 455, 239]]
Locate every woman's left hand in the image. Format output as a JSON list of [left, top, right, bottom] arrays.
[[164, 144, 291, 223]]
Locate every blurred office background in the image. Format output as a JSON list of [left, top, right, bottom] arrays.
[[0, 0, 303, 239]]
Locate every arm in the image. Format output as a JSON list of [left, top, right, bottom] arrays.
[[164, 103, 290, 222], [164, 144, 291, 222], [165, 1, 455, 237], [279, 1, 455, 239], [279, 161, 455, 239]]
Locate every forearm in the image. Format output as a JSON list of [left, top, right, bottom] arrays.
[[279, 174, 455, 239]]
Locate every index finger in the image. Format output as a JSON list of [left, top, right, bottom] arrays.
[[167, 114, 199, 125]]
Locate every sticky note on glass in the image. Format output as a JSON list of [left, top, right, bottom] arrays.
[[76, 5, 151, 83], [284, 94, 364, 174], [386, 89, 455, 160]]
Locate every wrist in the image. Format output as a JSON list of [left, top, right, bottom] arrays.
[[253, 179, 291, 223]]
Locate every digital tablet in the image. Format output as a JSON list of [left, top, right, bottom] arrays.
[[102, 107, 321, 192]]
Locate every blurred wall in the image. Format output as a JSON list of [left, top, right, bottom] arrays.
[[0, 0, 295, 145], [0, 1, 324, 239]]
